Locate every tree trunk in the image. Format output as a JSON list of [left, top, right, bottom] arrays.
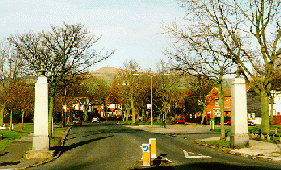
[[9, 109, 12, 131], [163, 102, 168, 128], [62, 87, 66, 127], [218, 82, 225, 141], [104, 104, 108, 121], [22, 110, 24, 130], [270, 96, 274, 125], [0, 103, 5, 127], [126, 104, 130, 123], [61, 107, 65, 127], [84, 105, 88, 122], [49, 88, 55, 138], [261, 90, 270, 134], [201, 103, 207, 125], [136, 108, 139, 123], [131, 96, 135, 125], [142, 109, 145, 122]]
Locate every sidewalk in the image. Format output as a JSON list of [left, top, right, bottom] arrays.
[[0, 127, 71, 170], [128, 124, 281, 162]]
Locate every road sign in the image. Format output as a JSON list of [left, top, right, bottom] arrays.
[[143, 145, 149, 152], [142, 144, 150, 166]]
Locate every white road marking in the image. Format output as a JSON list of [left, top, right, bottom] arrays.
[[183, 150, 212, 158]]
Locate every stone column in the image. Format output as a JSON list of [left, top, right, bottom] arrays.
[[230, 77, 249, 148], [33, 75, 49, 151]]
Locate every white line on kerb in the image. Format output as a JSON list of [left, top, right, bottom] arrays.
[[183, 150, 212, 159]]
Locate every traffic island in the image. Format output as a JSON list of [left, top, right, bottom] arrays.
[[26, 150, 55, 159], [137, 138, 173, 168], [137, 155, 172, 167]]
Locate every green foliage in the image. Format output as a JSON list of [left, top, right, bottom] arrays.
[[211, 129, 231, 134], [248, 126, 260, 132], [203, 140, 230, 148], [0, 123, 67, 152], [137, 122, 162, 125], [0, 140, 13, 152], [52, 127, 69, 138], [0, 130, 29, 140]]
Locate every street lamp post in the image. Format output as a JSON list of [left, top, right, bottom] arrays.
[[151, 75, 153, 126]]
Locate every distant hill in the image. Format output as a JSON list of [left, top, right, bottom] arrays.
[[90, 67, 120, 84], [91, 67, 235, 87]]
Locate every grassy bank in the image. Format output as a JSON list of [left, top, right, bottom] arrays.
[[0, 123, 69, 152], [204, 125, 281, 148]]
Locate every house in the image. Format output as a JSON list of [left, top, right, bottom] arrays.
[[247, 88, 281, 125], [103, 104, 122, 119], [247, 88, 262, 124], [270, 90, 281, 125], [205, 88, 231, 124]]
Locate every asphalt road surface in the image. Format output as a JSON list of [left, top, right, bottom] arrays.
[[30, 121, 281, 170]]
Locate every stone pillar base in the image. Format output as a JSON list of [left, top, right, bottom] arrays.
[[230, 133, 249, 149], [26, 150, 55, 159], [33, 136, 49, 151]]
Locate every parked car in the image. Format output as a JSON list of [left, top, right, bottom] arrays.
[[225, 120, 231, 125], [248, 121, 256, 126], [92, 117, 99, 123], [73, 118, 82, 125], [224, 120, 256, 126], [175, 117, 185, 124]]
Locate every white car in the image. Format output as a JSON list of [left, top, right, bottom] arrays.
[[92, 117, 99, 123]]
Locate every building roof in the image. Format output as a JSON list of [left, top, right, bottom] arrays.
[[222, 88, 231, 97]]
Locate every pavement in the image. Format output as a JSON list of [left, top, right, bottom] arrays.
[[128, 124, 281, 162], [0, 127, 71, 170], [1, 124, 281, 169]]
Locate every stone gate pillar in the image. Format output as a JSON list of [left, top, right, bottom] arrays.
[[26, 65, 54, 159], [230, 77, 249, 148], [33, 73, 49, 151], [32, 70, 50, 151]]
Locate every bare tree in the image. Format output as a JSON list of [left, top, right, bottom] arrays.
[[83, 76, 110, 120], [9, 22, 114, 136], [117, 60, 140, 124], [154, 60, 184, 127], [0, 39, 26, 127], [165, 22, 235, 140], [166, 0, 281, 134]]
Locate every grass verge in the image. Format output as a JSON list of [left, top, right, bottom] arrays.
[[0, 123, 70, 152], [201, 140, 230, 149]]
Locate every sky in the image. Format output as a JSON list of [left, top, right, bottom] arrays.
[[0, 0, 186, 72]]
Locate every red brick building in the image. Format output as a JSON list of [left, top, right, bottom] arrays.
[[205, 88, 231, 123]]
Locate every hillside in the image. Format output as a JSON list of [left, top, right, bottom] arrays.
[[90, 67, 120, 83]]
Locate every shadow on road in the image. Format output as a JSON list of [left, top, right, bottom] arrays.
[[51, 135, 114, 156], [131, 162, 280, 170], [89, 128, 143, 134]]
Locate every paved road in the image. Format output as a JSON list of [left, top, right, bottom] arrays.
[[30, 121, 281, 170]]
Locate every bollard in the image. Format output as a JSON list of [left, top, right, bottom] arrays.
[[275, 128, 278, 134], [251, 132, 255, 139], [261, 133, 264, 140], [149, 138, 157, 159], [267, 134, 270, 142], [210, 118, 215, 131], [142, 144, 151, 166]]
